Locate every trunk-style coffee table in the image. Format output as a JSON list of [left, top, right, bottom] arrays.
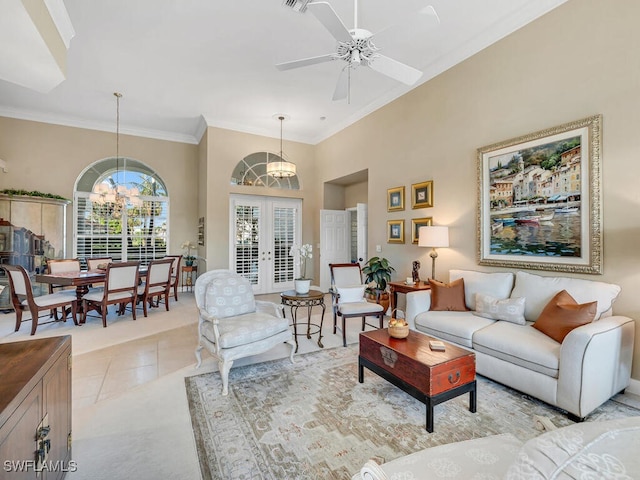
[[359, 329, 476, 433]]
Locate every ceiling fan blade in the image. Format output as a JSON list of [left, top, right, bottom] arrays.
[[368, 54, 422, 85], [373, 4, 440, 38], [419, 5, 440, 25], [276, 53, 335, 71], [307, 2, 352, 43], [332, 67, 349, 101]]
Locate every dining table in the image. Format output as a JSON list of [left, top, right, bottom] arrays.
[[36, 267, 147, 321]]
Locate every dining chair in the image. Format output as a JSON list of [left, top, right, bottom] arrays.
[[47, 258, 81, 319], [135, 258, 173, 317], [194, 269, 296, 395], [329, 263, 385, 347], [86, 257, 113, 270], [165, 255, 182, 301], [81, 261, 140, 327], [2, 264, 78, 335]]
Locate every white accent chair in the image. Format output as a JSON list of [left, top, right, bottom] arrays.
[[82, 261, 140, 327], [329, 263, 385, 347], [194, 269, 296, 395], [3, 264, 78, 335]]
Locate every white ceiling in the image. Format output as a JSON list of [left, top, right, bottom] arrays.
[[0, 0, 568, 145]]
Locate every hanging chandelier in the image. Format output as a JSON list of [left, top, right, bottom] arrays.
[[267, 115, 297, 178], [90, 92, 142, 214]]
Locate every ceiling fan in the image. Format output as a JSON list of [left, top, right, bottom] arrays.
[[277, 0, 439, 101]]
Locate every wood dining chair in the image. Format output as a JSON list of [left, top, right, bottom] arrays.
[[164, 255, 182, 301], [86, 257, 113, 270], [47, 258, 81, 319], [135, 258, 173, 317], [3, 264, 78, 335], [81, 261, 140, 327]]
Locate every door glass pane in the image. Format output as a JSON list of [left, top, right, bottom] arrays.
[[234, 205, 260, 285], [273, 206, 295, 284]]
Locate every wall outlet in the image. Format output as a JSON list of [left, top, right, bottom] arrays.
[[376, 245, 381, 252]]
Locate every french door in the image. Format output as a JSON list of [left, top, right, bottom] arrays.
[[229, 195, 301, 294]]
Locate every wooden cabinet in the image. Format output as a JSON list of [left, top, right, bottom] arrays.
[[0, 336, 72, 479]]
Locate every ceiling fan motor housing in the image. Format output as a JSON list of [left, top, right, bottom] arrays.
[[337, 29, 377, 66]]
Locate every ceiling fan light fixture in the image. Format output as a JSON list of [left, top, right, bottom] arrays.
[[267, 115, 297, 179]]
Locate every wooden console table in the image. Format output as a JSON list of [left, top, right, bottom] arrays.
[[0, 336, 72, 478], [388, 281, 431, 312]]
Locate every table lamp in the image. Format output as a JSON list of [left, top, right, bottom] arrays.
[[418, 226, 449, 281]]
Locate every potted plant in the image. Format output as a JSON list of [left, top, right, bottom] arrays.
[[181, 240, 197, 266], [362, 256, 395, 312], [289, 243, 312, 294]]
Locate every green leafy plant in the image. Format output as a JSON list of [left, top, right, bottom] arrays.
[[362, 256, 395, 293], [0, 189, 68, 201]]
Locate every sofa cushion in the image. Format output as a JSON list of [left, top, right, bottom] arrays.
[[532, 290, 597, 343], [510, 271, 620, 322], [415, 311, 494, 348], [200, 311, 290, 348], [337, 284, 366, 303], [506, 416, 640, 479], [473, 293, 526, 325], [450, 269, 515, 310], [429, 278, 468, 311], [473, 321, 560, 378]]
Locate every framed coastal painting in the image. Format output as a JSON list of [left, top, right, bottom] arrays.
[[411, 217, 432, 244], [387, 186, 405, 212], [477, 115, 602, 274], [387, 220, 405, 244], [411, 181, 433, 209]]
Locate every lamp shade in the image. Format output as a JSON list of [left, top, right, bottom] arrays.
[[418, 226, 449, 248]]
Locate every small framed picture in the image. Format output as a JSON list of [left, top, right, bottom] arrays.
[[387, 186, 405, 212], [411, 217, 433, 244], [411, 181, 433, 209], [387, 220, 405, 244]]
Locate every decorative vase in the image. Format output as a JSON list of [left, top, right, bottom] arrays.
[[294, 279, 311, 294], [185, 260, 194, 267]]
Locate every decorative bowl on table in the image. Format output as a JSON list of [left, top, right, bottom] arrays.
[[96, 263, 108, 271], [388, 318, 409, 339]]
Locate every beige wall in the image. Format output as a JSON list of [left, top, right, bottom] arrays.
[[0, 117, 199, 257], [344, 181, 368, 209], [201, 126, 319, 277], [316, 0, 640, 378]]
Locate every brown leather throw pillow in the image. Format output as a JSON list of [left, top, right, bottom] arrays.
[[533, 290, 597, 343], [429, 278, 469, 311]]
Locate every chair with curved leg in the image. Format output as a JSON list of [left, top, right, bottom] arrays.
[[47, 258, 81, 320], [194, 269, 296, 395], [329, 263, 385, 347], [135, 258, 173, 316], [3, 264, 78, 335], [165, 255, 182, 301]]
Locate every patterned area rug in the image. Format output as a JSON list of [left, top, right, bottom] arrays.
[[185, 345, 639, 480]]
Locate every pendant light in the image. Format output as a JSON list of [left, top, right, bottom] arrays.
[[267, 115, 297, 178], [90, 92, 142, 214]]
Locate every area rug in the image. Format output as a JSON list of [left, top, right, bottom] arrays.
[[185, 345, 639, 480]]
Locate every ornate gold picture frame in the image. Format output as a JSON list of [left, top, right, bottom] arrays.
[[387, 186, 405, 212], [387, 220, 404, 244], [477, 114, 602, 274], [411, 217, 433, 244], [411, 181, 433, 209]]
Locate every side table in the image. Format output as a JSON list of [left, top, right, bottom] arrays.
[[281, 290, 325, 353], [388, 281, 431, 313], [182, 265, 197, 292]]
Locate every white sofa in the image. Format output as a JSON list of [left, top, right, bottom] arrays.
[[406, 270, 635, 420], [353, 416, 640, 480]]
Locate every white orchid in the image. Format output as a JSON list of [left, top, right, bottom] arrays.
[[289, 243, 313, 279]]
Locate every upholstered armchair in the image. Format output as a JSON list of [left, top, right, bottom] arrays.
[[194, 269, 296, 395]]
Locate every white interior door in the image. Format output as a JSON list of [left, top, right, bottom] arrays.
[[356, 203, 368, 265], [319, 209, 349, 292], [230, 195, 301, 294]]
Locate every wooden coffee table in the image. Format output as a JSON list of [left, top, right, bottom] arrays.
[[359, 329, 476, 433]]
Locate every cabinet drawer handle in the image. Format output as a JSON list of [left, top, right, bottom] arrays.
[[448, 371, 461, 385]]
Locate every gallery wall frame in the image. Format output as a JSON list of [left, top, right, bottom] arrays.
[[411, 181, 433, 209], [411, 217, 433, 244], [387, 220, 405, 244], [387, 186, 405, 212], [477, 114, 602, 274]]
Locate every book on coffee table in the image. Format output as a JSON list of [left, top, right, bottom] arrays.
[[429, 340, 446, 351]]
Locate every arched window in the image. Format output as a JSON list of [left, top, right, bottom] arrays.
[[230, 152, 300, 190], [74, 157, 169, 266]]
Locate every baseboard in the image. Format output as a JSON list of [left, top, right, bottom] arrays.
[[626, 378, 640, 396]]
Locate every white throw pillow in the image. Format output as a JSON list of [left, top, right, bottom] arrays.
[[336, 285, 366, 303], [510, 271, 621, 322], [473, 293, 526, 325], [449, 269, 515, 310]]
